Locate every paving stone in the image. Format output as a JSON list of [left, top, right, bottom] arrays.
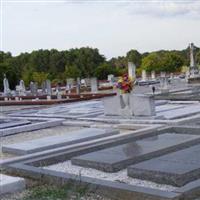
[[2, 128, 119, 155], [71, 133, 200, 172], [0, 174, 25, 195], [128, 144, 200, 187]]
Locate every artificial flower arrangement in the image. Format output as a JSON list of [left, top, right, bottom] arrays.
[[116, 74, 134, 94]]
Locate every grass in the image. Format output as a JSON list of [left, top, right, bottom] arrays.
[[22, 183, 90, 200]]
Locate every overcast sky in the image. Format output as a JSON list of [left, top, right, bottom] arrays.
[[1, 0, 200, 59]]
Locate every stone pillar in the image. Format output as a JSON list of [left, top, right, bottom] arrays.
[[91, 77, 98, 93], [128, 62, 136, 80], [151, 71, 156, 80], [76, 77, 81, 95], [141, 70, 147, 81]]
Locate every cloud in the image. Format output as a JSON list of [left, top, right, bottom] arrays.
[[116, 0, 200, 18]]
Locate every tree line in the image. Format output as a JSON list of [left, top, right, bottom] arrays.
[[0, 46, 200, 90]]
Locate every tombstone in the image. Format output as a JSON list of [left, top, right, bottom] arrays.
[[130, 94, 156, 116], [3, 74, 11, 96], [107, 74, 114, 86], [160, 71, 166, 78], [151, 71, 156, 80], [189, 43, 199, 77], [91, 77, 98, 93], [19, 80, 26, 96], [76, 77, 81, 95], [56, 83, 62, 100], [30, 82, 38, 96], [66, 78, 74, 94], [46, 80, 52, 96], [128, 62, 136, 80], [141, 70, 147, 81]]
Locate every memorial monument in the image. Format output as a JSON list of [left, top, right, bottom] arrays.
[[3, 74, 11, 97]]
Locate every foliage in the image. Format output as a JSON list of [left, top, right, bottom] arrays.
[[32, 72, 49, 86]]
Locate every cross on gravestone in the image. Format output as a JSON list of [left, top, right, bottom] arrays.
[[3, 74, 11, 96], [128, 62, 136, 80], [91, 77, 98, 93]]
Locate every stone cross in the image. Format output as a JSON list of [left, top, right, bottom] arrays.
[[128, 62, 136, 80]]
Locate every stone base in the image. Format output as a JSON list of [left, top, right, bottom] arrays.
[[0, 174, 25, 195]]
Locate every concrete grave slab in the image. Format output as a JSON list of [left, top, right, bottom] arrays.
[[0, 119, 31, 129], [128, 144, 200, 187], [2, 128, 119, 155], [0, 174, 25, 195], [71, 133, 200, 172]]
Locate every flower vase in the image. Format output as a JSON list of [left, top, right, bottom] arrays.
[[122, 93, 130, 109]]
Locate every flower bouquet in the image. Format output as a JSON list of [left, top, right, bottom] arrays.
[[116, 74, 134, 94]]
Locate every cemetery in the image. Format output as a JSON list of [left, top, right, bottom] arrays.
[[1, 43, 200, 200]]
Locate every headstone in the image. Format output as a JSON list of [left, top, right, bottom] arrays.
[[19, 80, 26, 96], [189, 43, 199, 77], [76, 77, 81, 95], [30, 82, 38, 96], [91, 77, 98, 93], [128, 62, 136, 80], [3, 74, 11, 96], [128, 143, 200, 187], [2, 128, 119, 155], [107, 74, 114, 86], [130, 94, 156, 116], [66, 78, 74, 94], [71, 133, 200, 172], [46, 80, 52, 96], [141, 70, 147, 81], [56, 83, 62, 99], [151, 71, 156, 80]]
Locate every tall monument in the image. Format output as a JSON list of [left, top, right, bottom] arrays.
[[3, 74, 11, 96], [189, 43, 199, 77]]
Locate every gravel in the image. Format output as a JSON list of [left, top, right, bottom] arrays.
[[43, 161, 177, 192]]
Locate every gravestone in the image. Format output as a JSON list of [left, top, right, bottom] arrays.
[[46, 80, 52, 96], [141, 70, 147, 81], [19, 80, 26, 96], [76, 77, 81, 95], [3, 74, 11, 96], [107, 74, 114, 86], [91, 77, 98, 93], [56, 83, 62, 99], [30, 82, 38, 96], [66, 78, 74, 94], [189, 43, 199, 77], [130, 94, 156, 116], [128, 144, 200, 187], [128, 62, 136, 80], [2, 128, 119, 155], [151, 71, 156, 80], [72, 133, 200, 172]]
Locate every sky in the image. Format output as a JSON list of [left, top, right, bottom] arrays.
[[1, 0, 200, 59]]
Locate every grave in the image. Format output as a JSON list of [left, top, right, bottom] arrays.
[[71, 133, 200, 172], [2, 128, 119, 155], [128, 144, 200, 187], [0, 119, 31, 129], [0, 174, 25, 195]]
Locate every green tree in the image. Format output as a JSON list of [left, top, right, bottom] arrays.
[[126, 49, 142, 67], [32, 72, 49, 86], [65, 65, 81, 79]]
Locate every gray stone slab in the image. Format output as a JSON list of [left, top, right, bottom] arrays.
[[0, 120, 31, 129], [71, 133, 200, 172], [2, 128, 119, 155], [0, 174, 25, 195], [128, 144, 200, 187]]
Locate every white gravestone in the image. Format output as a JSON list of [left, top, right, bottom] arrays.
[[141, 70, 147, 81], [130, 94, 156, 116], [91, 77, 98, 93], [128, 62, 136, 80], [151, 71, 156, 80], [3, 75, 10, 96]]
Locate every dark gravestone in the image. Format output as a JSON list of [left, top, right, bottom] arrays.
[[128, 144, 200, 187], [71, 133, 200, 172]]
